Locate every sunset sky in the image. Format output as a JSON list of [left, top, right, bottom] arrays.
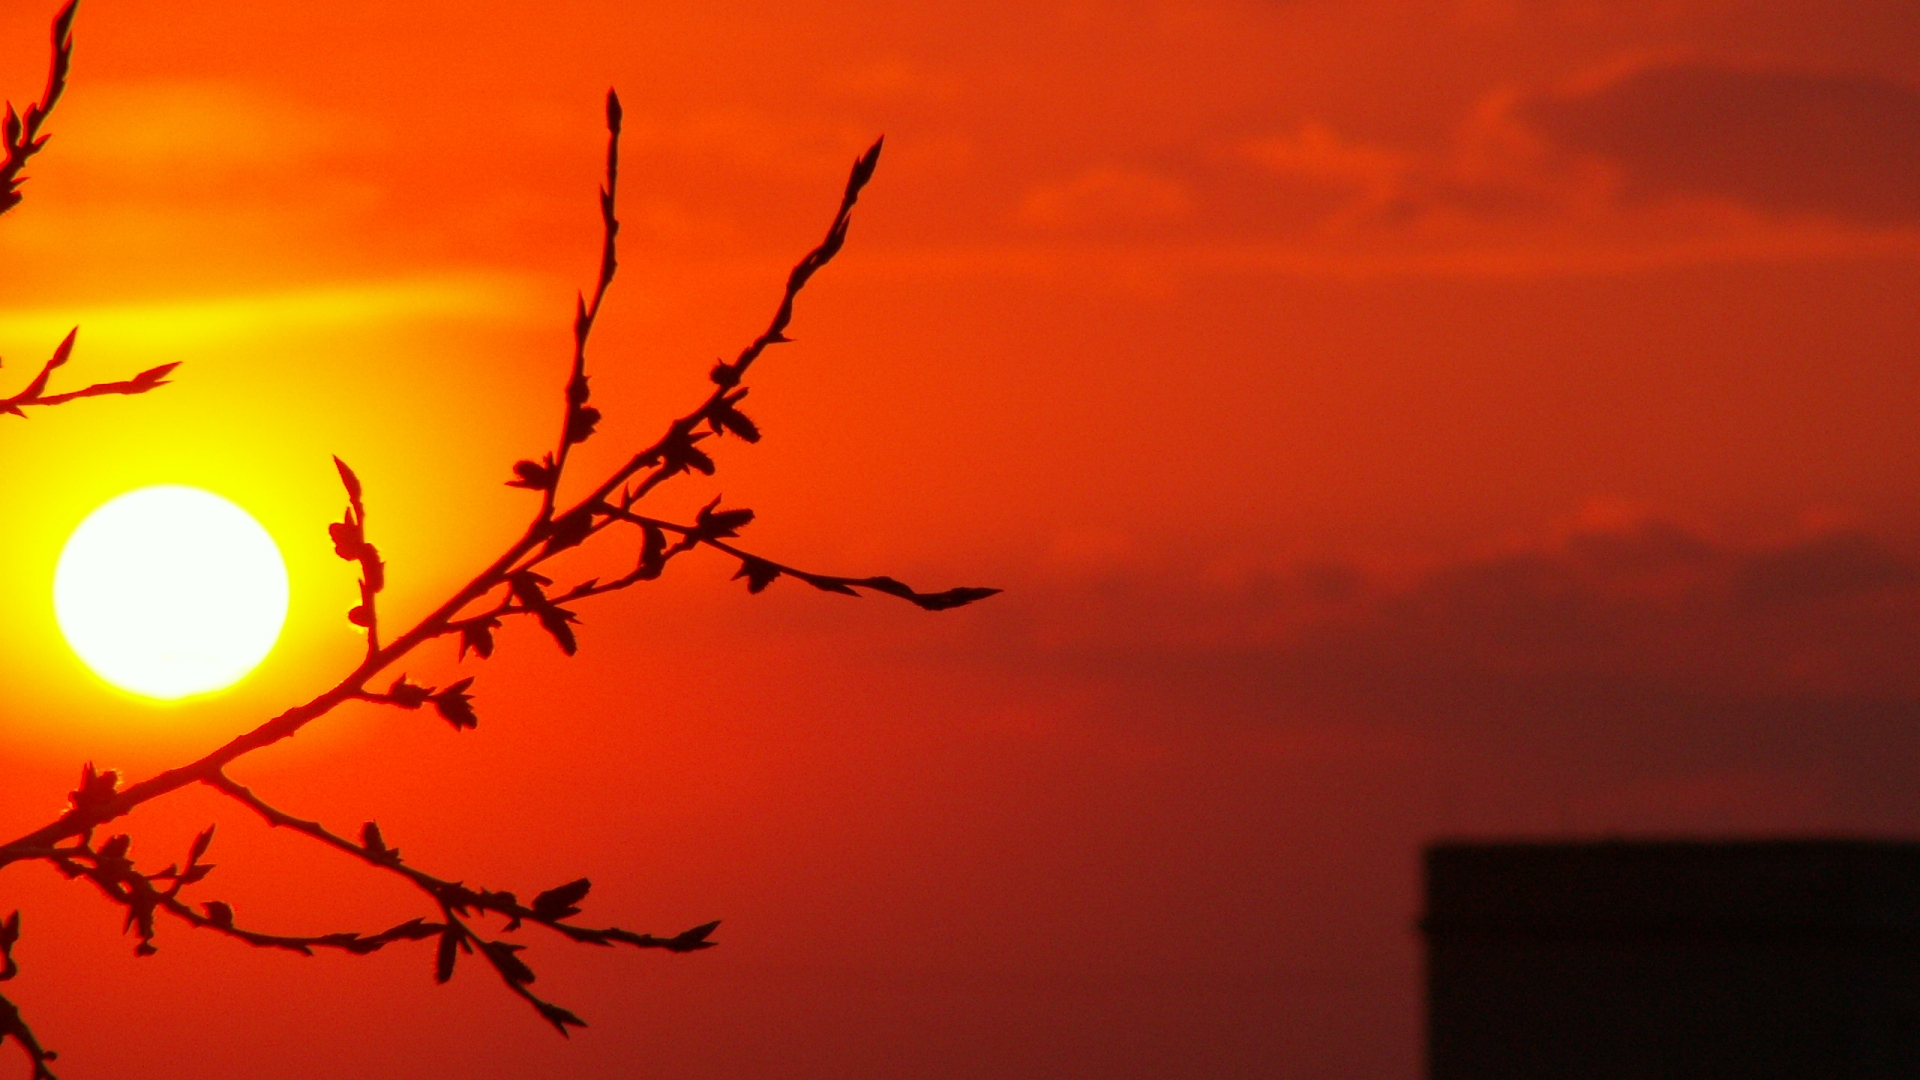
[[3, 0, 1919, 1076]]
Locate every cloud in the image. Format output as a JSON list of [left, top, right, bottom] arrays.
[[1730, 529, 1920, 609], [1240, 123, 1410, 204], [933, 510, 1920, 823], [57, 81, 352, 174], [824, 56, 961, 102], [1525, 63, 1920, 223], [1224, 60, 1920, 263], [1018, 167, 1194, 230], [0, 276, 540, 357], [628, 107, 881, 179]]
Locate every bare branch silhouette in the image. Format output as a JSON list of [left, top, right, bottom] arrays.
[[1, 9, 995, 1076]]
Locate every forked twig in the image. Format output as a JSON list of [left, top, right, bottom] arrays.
[[0, 328, 179, 420]]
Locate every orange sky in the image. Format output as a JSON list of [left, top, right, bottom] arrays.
[[3, 1, 1919, 1076]]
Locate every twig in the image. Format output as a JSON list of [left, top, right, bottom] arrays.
[[0, 329, 179, 420], [0, 0, 74, 219]]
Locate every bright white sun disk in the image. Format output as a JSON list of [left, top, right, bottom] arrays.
[[55, 485, 288, 700]]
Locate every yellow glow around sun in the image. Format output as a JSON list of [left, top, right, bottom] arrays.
[[54, 485, 289, 701]]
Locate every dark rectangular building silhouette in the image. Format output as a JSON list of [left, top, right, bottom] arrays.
[[1424, 840, 1920, 1080]]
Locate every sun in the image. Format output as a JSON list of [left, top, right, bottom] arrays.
[[54, 485, 289, 701]]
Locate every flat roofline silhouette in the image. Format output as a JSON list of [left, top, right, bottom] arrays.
[[1424, 838, 1920, 1080]]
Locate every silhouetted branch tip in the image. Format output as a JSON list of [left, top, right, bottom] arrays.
[[0, 0, 75, 220], [1, 328, 180, 419]]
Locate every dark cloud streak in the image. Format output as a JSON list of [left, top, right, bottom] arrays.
[[1528, 64, 1920, 223], [946, 515, 1920, 826]]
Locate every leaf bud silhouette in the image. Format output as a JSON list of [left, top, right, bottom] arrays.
[[507, 456, 558, 490], [433, 679, 479, 730], [531, 879, 591, 921]]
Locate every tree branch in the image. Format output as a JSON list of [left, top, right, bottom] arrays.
[[0, 329, 180, 420], [0, 66, 991, 1068]]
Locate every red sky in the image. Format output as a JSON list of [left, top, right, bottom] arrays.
[[2, 0, 1919, 1076]]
